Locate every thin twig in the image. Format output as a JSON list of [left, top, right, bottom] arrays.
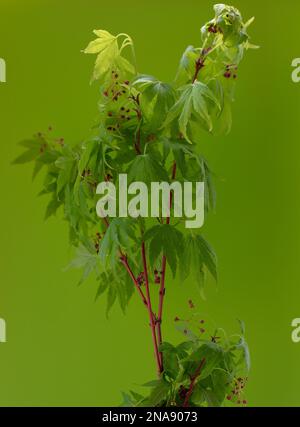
[[120, 253, 148, 308], [101, 217, 149, 309]]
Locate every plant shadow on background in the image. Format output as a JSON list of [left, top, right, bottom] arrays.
[[14, 4, 256, 407]]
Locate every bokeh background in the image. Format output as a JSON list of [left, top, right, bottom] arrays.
[[1, 0, 300, 406]]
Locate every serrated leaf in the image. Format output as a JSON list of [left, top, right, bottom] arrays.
[[180, 233, 217, 292], [163, 82, 220, 143], [133, 75, 175, 129], [144, 224, 183, 277], [44, 195, 62, 220], [67, 244, 99, 285], [190, 342, 223, 379], [99, 218, 137, 268], [106, 285, 117, 318], [143, 379, 170, 407], [12, 149, 40, 164], [128, 154, 169, 185], [83, 30, 135, 82]]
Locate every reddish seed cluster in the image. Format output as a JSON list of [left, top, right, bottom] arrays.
[[39, 142, 47, 154], [105, 173, 112, 182], [94, 232, 103, 253], [188, 299, 195, 309], [202, 47, 212, 56], [154, 269, 162, 284], [82, 168, 91, 178], [226, 377, 247, 406], [208, 24, 218, 34], [224, 64, 238, 79], [211, 335, 220, 343], [106, 106, 132, 132], [137, 272, 145, 286], [178, 385, 188, 401], [103, 70, 128, 102]]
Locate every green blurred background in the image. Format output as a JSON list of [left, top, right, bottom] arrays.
[[1, 0, 300, 406]]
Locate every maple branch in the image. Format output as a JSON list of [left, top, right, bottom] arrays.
[[142, 241, 162, 375], [183, 358, 206, 407], [119, 253, 148, 308], [192, 57, 205, 83], [101, 216, 149, 309], [157, 161, 177, 368]]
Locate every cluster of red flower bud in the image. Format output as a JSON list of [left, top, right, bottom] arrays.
[[224, 64, 238, 79], [103, 70, 129, 101], [137, 271, 145, 286], [208, 24, 219, 34], [226, 377, 248, 405], [154, 269, 162, 284], [94, 232, 103, 253], [106, 105, 132, 132]]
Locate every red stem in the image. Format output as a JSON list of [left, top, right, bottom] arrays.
[[120, 254, 148, 308], [142, 241, 162, 375], [192, 57, 205, 83], [183, 358, 206, 407], [101, 217, 149, 309], [157, 161, 177, 367]]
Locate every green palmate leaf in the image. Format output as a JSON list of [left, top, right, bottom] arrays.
[[44, 195, 62, 220], [13, 138, 46, 164], [83, 30, 135, 82], [181, 233, 217, 293], [120, 392, 135, 407], [142, 379, 171, 407], [55, 152, 76, 195], [83, 30, 119, 82], [95, 269, 134, 317], [95, 280, 108, 301], [163, 82, 220, 143], [175, 45, 199, 86], [210, 369, 233, 405], [12, 148, 40, 164], [133, 75, 175, 130], [189, 342, 223, 380], [106, 285, 117, 317], [159, 342, 180, 380], [144, 224, 183, 277], [99, 218, 137, 268], [128, 154, 169, 185], [67, 243, 100, 285]]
